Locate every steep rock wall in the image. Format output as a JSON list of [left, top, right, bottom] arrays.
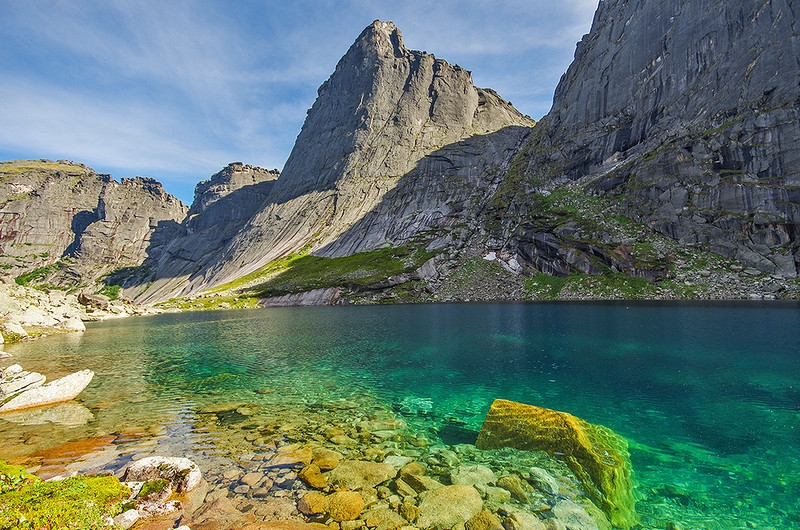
[[0, 160, 187, 289], [491, 0, 800, 277], [131, 163, 279, 302]]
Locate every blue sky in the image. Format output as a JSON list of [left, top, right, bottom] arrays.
[[0, 0, 598, 204]]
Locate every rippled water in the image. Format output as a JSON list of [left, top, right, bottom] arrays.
[[2, 302, 799, 528]]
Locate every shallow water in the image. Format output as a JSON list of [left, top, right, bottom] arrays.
[[1, 302, 799, 528]]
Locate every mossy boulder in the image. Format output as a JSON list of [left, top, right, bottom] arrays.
[[476, 399, 637, 529]]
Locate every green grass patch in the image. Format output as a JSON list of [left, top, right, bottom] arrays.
[[206, 252, 308, 294], [253, 246, 435, 298], [567, 273, 658, 298], [524, 273, 570, 299], [0, 460, 129, 529], [97, 284, 121, 300], [0, 159, 84, 178], [525, 272, 657, 300], [14, 264, 58, 287]]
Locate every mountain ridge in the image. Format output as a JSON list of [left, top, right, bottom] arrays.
[[132, 20, 533, 303], [2, 4, 800, 317]]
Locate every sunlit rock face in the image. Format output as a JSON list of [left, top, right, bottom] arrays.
[[137, 20, 533, 301]]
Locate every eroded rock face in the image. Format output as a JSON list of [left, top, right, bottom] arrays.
[[0, 160, 187, 289], [136, 20, 533, 302], [476, 399, 637, 529], [491, 0, 800, 277]]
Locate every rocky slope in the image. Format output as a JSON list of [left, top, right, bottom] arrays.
[[0, 160, 187, 339], [486, 0, 800, 280], [134, 20, 533, 303], [119, 162, 280, 301], [164, 9, 800, 307], [5, 2, 800, 309]]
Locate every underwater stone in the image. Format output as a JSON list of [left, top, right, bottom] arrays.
[[450, 464, 497, 487], [476, 399, 637, 529], [465, 510, 505, 530], [298, 464, 327, 489], [416, 484, 483, 529], [362, 505, 408, 530], [311, 447, 342, 471], [298, 491, 328, 516], [327, 490, 365, 521], [495, 475, 531, 503], [327, 460, 397, 490]]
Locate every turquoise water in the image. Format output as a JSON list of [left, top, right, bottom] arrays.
[[2, 302, 799, 528]]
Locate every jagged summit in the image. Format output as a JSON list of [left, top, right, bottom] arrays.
[[356, 20, 407, 59], [134, 20, 533, 301]]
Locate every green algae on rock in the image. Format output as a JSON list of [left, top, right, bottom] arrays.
[[476, 399, 637, 529]]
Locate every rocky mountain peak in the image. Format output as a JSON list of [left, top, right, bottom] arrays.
[[189, 162, 280, 216], [358, 20, 406, 60], [133, 20, 534, 301]]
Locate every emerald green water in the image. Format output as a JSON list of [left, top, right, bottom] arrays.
[[2, 302, 799, 528]]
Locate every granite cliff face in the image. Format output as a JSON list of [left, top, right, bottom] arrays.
[[0, 160, 187, 290], [6, 4, 800, 307], [489, 0, 800, 278], [136, 20, 533, 302]]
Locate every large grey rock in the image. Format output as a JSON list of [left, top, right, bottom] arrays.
[[260, 287, 341, 307], [0, 369, 93, 412], [490, 0, 800, 278], [0, 366, 45, 396]]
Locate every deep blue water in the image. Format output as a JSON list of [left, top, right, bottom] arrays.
[[2, 302, 799, 528]]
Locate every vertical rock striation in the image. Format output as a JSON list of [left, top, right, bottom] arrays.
[[491, 0, 800, 277]]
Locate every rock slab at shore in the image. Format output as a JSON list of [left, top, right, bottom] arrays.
[[0, 365, 94, 413]]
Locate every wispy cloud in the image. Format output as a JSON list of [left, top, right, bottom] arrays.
[[0, 0, 598, 203]]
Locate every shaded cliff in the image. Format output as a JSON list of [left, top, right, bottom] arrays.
[[122, 162, 280, 301], [488, 0, 800, 278], [135, 20, 533, 302]]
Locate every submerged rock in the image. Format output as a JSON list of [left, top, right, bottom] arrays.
[[416, 484, 483, 529], [0, 401, 93, 426], [326, 490, 365, 521], [476, 399, 637, 529], [327, 460, 397, 490]]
